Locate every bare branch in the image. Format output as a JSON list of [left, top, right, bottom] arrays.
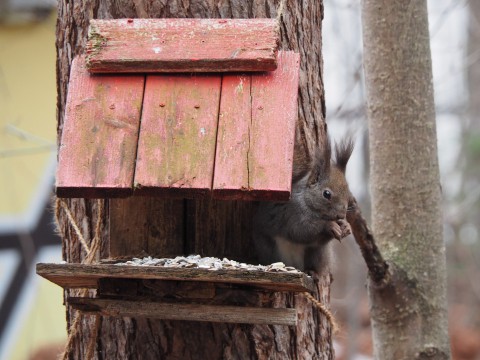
[[346, 197, 389, 285]]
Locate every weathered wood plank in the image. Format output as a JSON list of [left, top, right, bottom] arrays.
[[212, 75, 252, 199], [36, 263, 315, 292], [68, 297, 297, 326], [56, 56, 145, 198], [248, 51, 299, 200], [134, 75, 221, 197], [109, 198, 184, 258], [185, 199, 258, 261], [86, 19, 279, 73], [212, 51, 300, 200]]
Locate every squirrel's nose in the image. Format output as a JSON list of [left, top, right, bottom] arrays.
[[336, 213, 345, 220]]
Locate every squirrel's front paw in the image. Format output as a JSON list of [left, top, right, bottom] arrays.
[[337, 219, 351, 239], [327, 221, 343, 240], [328, 219, 351, 241]]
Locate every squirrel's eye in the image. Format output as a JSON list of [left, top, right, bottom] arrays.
[[323, 190, 332, 200]]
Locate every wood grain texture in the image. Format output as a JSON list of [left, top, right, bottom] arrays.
[[98, 278, 217, 300], [212, 75, 252, 199], [109, 198, 184, 258], [185, 199, 258, 261], [213, 51, 299, 200], [56, 56, 144, 198], [68, 297, 297, 326], [249, 51, 299, 200], [86, 19, 279, 73], [134, 74, 221, 197], [36, 263, 315, 292], [97, 278, 282, 308]]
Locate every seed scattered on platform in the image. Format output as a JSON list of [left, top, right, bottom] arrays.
[[113, 255, 302, 274]]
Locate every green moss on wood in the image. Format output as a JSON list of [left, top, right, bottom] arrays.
[[86, 24, 108, 68]]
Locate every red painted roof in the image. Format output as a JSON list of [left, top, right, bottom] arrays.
[[56, 20, 299, 201]]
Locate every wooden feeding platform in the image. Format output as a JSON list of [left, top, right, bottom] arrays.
[[36, 261, 315, 326]]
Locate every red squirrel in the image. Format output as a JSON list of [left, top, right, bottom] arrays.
[[253, 137, 354, 274]]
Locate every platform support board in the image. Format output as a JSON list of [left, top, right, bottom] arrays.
[[68, 297, 297, 326], [86, 19, 279, 73]]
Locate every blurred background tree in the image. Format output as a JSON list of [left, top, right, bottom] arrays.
[[325, 1, 480, 359]]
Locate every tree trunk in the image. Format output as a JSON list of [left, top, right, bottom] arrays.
[[361, 1, 450, 359], [56, 1, 332, 359]]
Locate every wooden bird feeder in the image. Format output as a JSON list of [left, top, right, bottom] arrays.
[[36, 262, 314, 326], [38, 18, 304, 326]]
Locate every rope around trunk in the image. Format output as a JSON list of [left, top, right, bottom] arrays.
[[55, 198, 104, 360]]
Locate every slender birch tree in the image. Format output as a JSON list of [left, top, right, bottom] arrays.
[[361, 1, 451, 358]]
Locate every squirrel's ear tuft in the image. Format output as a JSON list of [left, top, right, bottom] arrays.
[[308, 137, 331, 185], [334, 137, 354, 173]]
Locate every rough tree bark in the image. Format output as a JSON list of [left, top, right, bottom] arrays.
[[361, 1, 451, 359], [449, 0, 480, 323], [55, 1, 332, 359]]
